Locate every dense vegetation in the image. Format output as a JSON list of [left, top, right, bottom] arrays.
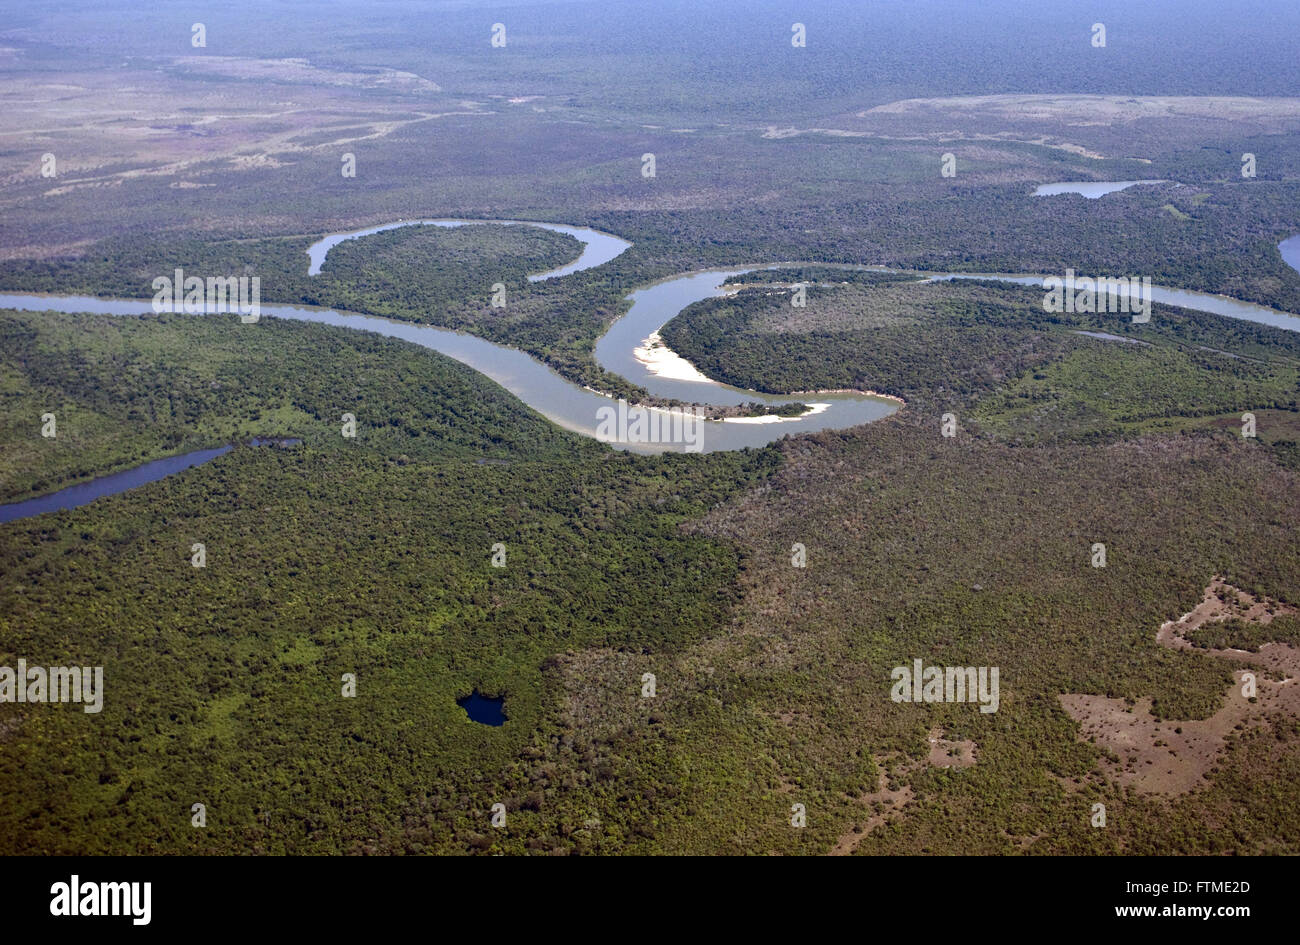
[[0, 227, 664, 403], [668, 416, 1300, 855], [661, 278, 1300, 463], [1184, 615, 1300, 652], [722, 269, 923, 287], [3, 0, 1300, 857], [3, 275, 1299, 854], [305, 224, 579, 324], [0, 309, 778, 854]]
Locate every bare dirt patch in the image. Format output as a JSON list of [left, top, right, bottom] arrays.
[[763, 124, 1109, 160], [928, 727, 978, 769], [1156, 577, 1296, 653], [831, 94, 1300, 162], [861, 95, 1300, 125], [0, 65, 484, 213], [168, 56, 441, 94], [1060, 578, 1299, 795]]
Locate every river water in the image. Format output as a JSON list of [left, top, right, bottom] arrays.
[[3, 221, 1299, 519], [0, 439, 299, 524], [305, 219, 632, 281]]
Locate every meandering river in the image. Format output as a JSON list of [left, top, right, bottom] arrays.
[[2, 219, 1300, 520], [305, 219, 632, 281], [0, 220, 904, 464]]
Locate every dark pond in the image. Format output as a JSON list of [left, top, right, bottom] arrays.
[[457, 691, 506, 726]]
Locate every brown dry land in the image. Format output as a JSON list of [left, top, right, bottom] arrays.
[[814, 94, 1300, 164], [861, 94, 1300, 124], [1060, 578, 1299, 795], [0, 58, 485, 207]]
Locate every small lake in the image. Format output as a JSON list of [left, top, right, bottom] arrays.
[[1033, 180, 1167, 198], [0, 438, 299, 524], [457, 691, 506, 726]]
